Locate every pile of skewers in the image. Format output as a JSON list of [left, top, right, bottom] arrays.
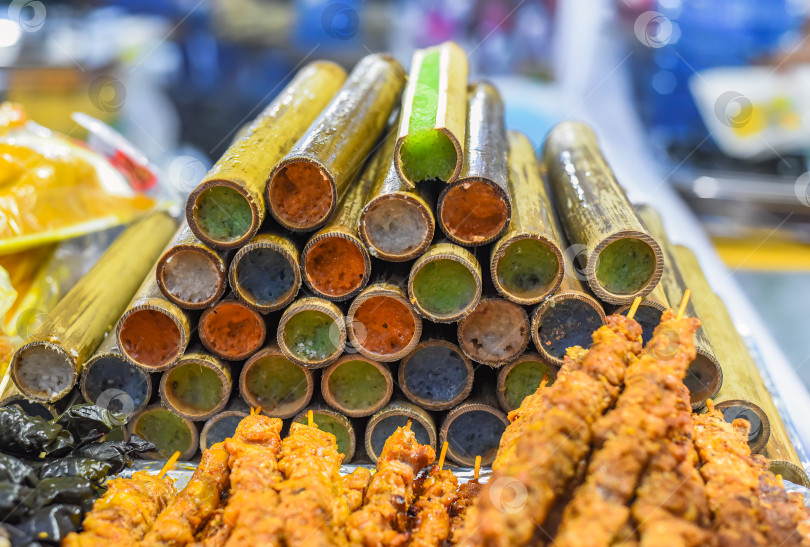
[[63, 302, 810, 547], [2, 40, 806, 481]]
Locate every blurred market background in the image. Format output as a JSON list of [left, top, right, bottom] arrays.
[[2, 0, 810, 387]]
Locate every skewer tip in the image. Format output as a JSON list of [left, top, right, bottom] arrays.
[[438, 441, 448, 471], [158, 451, 181, 478], [540, 372, 549, 390], [677, 289, 691, 319], [307, 409, 314, 427], [474, 455, 482, 481], [405, 419, 413, 430], [626, 297, 642, 320]]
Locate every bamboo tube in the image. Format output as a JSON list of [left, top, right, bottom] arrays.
[[156, 222, 228, 310], [267, 54, 406, 232], [358, 126, 435, 262], [636, 205, 723, 409], [81, 333, 153, 416], [439, 388, 509, 467], [365, 399, 437, 464], [346, 282, 422, 362], [395, 41, 468, 187], [543, 122, 664, 304], [198, 296, 266, 361], [200, 402, 249, 452], [116, 263, 192, 373], [300, 139, 378, 302], [292, 405, 356, 461], [496, 351, 559, 413], [228, 233, 301, 314], [0, 386, 57, 419], [129, 404, 199, 460], [408, 242, 482, 323], [321, 355, 392, 418], [187, 61, 347, 248], [613, 285, 668, 344], [438, 82, 511, 246], [674, 245, 808, 486], [398, 339, 474, 411], [457, 297, 530, 367], [490, 131, 564, 305], [159, 350, 232, 422], [239, 345, 314, 419], [10, 212, 176, 402], [277, 297, 345, 368]]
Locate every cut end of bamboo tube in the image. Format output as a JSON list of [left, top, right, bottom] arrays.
[[117, 299, 189, 372], [229, 234, 302, 314], [294, 407, 355, 461], [457, 298, 530, 367], [130, 405, 199, 460], [10, 340, 77, 403], [157, 245, 226, 310], [366, 401, 436, 464], [438, 179, 510, 247], [187, 180, 261, 249], [531, 293, 606, 366], [81, 350, 152, 415], [440, 402, 509, 467], [199, 300, 266, 361], [359, 193, 435, 262], [200, 410, 248, 452], [685, 351, 723, 410], [626, 297, 642, 320], [277, 298, 346, 368], [322, 355, 393, 418], [347, 284, 423, 363], [587, 233, 665, 306], [267, 158, 337, 232], [158, 451, 181, 478], [438, 441, 448, 471], [159, 353, 232, 421], [490, 234, 564, 306], [715, 399, 771, 454], [677, 289, 692, 319], [496, 354, 557, 413], [400, 340, 474, 411], [474, 455, 482, 480], [240, 347, 313, 419], [302, 231, 371, 302]]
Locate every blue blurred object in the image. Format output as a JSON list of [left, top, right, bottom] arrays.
[[294, 0, 363, 51], [630, 0, 804, 153]]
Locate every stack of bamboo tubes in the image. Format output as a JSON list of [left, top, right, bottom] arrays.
[[4, 44, 805, 481]]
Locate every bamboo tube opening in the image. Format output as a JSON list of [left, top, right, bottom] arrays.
[[268, 160, 335, 231], [200, 410, 248, 452], [240, 347, 314, 418], [157, 247, 225, 309], [684, 352, 723, 410], [0, 395, 57, 419], [440, 402, 509, 466], [496, 353, 558, 413], [409, 245, 482, 323], [531, 293, 606, 366], [81, 353, 152, 414], [302, 232, 370, 301], [365, 401, 436, 463], [457, 298, 530, 366], [189, 182, 259, 248], [715, 399, 771, 453], [293, 407, 355, 461], [278, 298, 345, 368], [399, 340, 473, 410], [322, 356, 392, 417], [768, 460, 810, 488], [347, 285, 422, 362], [359, 194, 434, 261], [439, 180, 509, 246], [11, 342, 75, 402], [615, 298, 667, 345], [397, 128, 460, 185], [117, 306, 185, 371], [229, 235, 301, 314], [159, 354, 231, 421], [130, 405, 198, 460], [199, 300, 266, 361], [589, 233, 663, 302], [491, 235, 563, 305]]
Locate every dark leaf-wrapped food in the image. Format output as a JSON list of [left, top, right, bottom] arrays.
[[0, 483, 33, 522], [38, 458, 110, 484], [11, 504, 82, 545], [0, 453, 38, 486], [26, 477, 96, 513], [0, 405, 73, 457], [71, 435, 155, 474], [55, 405, 123, 445]]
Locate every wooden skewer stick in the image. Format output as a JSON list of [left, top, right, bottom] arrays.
[[474, 455, 482, 481], [540, 373, 549, 390], [677, 289, 691, 320], [158, 451, 181, 478], [438, 441, 449, 471], [307, 409, 314, 427], [406, 419, 413, 429], [626, 297, 642, 320]]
